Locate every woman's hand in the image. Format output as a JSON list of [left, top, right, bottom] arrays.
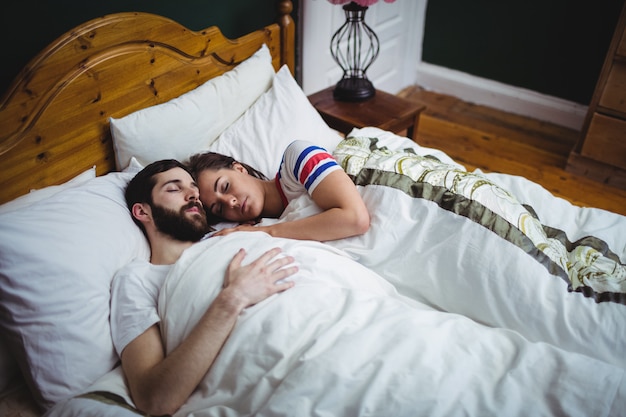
[[212, 223, 266, 237]]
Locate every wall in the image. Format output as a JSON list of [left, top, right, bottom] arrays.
[[0, 0, 281, 95], [301, 0, 423, 96], [302, 0, 623, 129], [5, 1, 621, 128], [422, 0, 623, 106]]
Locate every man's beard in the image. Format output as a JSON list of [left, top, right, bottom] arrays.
[[151, 201, 210, 242]]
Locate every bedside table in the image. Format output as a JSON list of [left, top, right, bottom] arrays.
[[308, 87, 426, 142]]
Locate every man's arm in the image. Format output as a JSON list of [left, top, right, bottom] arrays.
[[121, 247, 297, 416]]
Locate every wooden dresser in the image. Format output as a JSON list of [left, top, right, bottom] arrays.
[[567, 3, 626, 189]]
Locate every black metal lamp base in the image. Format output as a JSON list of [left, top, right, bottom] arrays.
[[333, 77, 376, 102]]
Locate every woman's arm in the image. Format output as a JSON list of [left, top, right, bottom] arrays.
[[214, 170, 370, 241]]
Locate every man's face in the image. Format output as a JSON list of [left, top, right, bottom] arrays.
[[150, 168, 210, 242]]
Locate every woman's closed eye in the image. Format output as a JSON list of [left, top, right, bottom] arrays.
[[209, 177, 229, 215]]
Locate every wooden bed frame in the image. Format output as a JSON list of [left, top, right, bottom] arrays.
[[0, 1, 295, 205], [0, 2, 294, 414]]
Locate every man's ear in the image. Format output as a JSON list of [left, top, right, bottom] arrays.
[[232, 162, 248, 174], [131, 202, 151, 223]]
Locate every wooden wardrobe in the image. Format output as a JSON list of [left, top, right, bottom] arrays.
[[567, 2, 626, 190]]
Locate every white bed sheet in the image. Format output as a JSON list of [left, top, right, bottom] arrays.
[[42, 127, 626, 417], [157, 232, 625, 417], [274, 127, 626, 370]]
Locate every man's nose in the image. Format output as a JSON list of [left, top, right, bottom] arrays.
[[186, 188, 200, 201]]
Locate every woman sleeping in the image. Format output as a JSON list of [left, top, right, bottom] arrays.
[[186, 130, 626, 372], [188, 140, 370, 241]]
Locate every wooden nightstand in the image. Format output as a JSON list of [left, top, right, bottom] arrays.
[[308, 86, 426, 142]]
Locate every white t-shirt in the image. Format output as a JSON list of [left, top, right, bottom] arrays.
[[274, 140, 341, 207], [110, 259, 172, 356]]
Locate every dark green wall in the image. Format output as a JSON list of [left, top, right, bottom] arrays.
[[423, 0, 624, 105], [5, 1, 620, 105], [1, 0, 280, 95]]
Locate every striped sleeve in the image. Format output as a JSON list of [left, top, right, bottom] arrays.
[[292, 143, 340, 192], [276, 140, 342, 204]]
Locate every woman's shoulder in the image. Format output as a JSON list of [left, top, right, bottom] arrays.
[[284, 140, 331, 156]]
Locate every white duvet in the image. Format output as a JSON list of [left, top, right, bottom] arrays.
[[275, 127, 626, 371], [44, 127, 626, 417], [157, 232, 624, 417]]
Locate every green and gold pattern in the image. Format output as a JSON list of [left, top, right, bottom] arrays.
[[334, 136, 626, 304]]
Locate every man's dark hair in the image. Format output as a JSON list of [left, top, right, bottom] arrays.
[[125, 159, 193, 232]]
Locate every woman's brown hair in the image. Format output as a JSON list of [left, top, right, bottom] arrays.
[[187, 152, 268, 181]]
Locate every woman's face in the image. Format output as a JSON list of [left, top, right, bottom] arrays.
[[196, 164, 264, 222]]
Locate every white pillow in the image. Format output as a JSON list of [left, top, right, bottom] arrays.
[[124, 156, 145, 173], [110, 44, 275, 170], [0, 166, 96, 215], [0, 167, 97, 395], [208, 65, 343, 178], [0, 171, 150, 409]]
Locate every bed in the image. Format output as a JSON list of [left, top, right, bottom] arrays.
[[0, 2, 625, 416]]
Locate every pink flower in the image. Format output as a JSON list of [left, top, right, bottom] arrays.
[[327, 0, 396, 5]]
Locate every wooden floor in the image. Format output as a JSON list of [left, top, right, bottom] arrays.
[[397, 86, 626, 217]]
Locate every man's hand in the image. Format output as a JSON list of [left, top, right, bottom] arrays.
[[222, 247, 297, 309], [121, 247, 297, 416]]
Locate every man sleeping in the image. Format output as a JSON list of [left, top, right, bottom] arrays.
[[110, 159, 298, 416]]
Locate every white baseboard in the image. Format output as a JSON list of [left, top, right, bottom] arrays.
[[415, 62, 587, 130]]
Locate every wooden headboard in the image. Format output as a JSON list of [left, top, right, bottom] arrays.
[[0, 1, 295, 205]]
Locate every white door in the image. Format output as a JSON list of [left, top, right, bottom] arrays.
[[301, 0, 427, 96]]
